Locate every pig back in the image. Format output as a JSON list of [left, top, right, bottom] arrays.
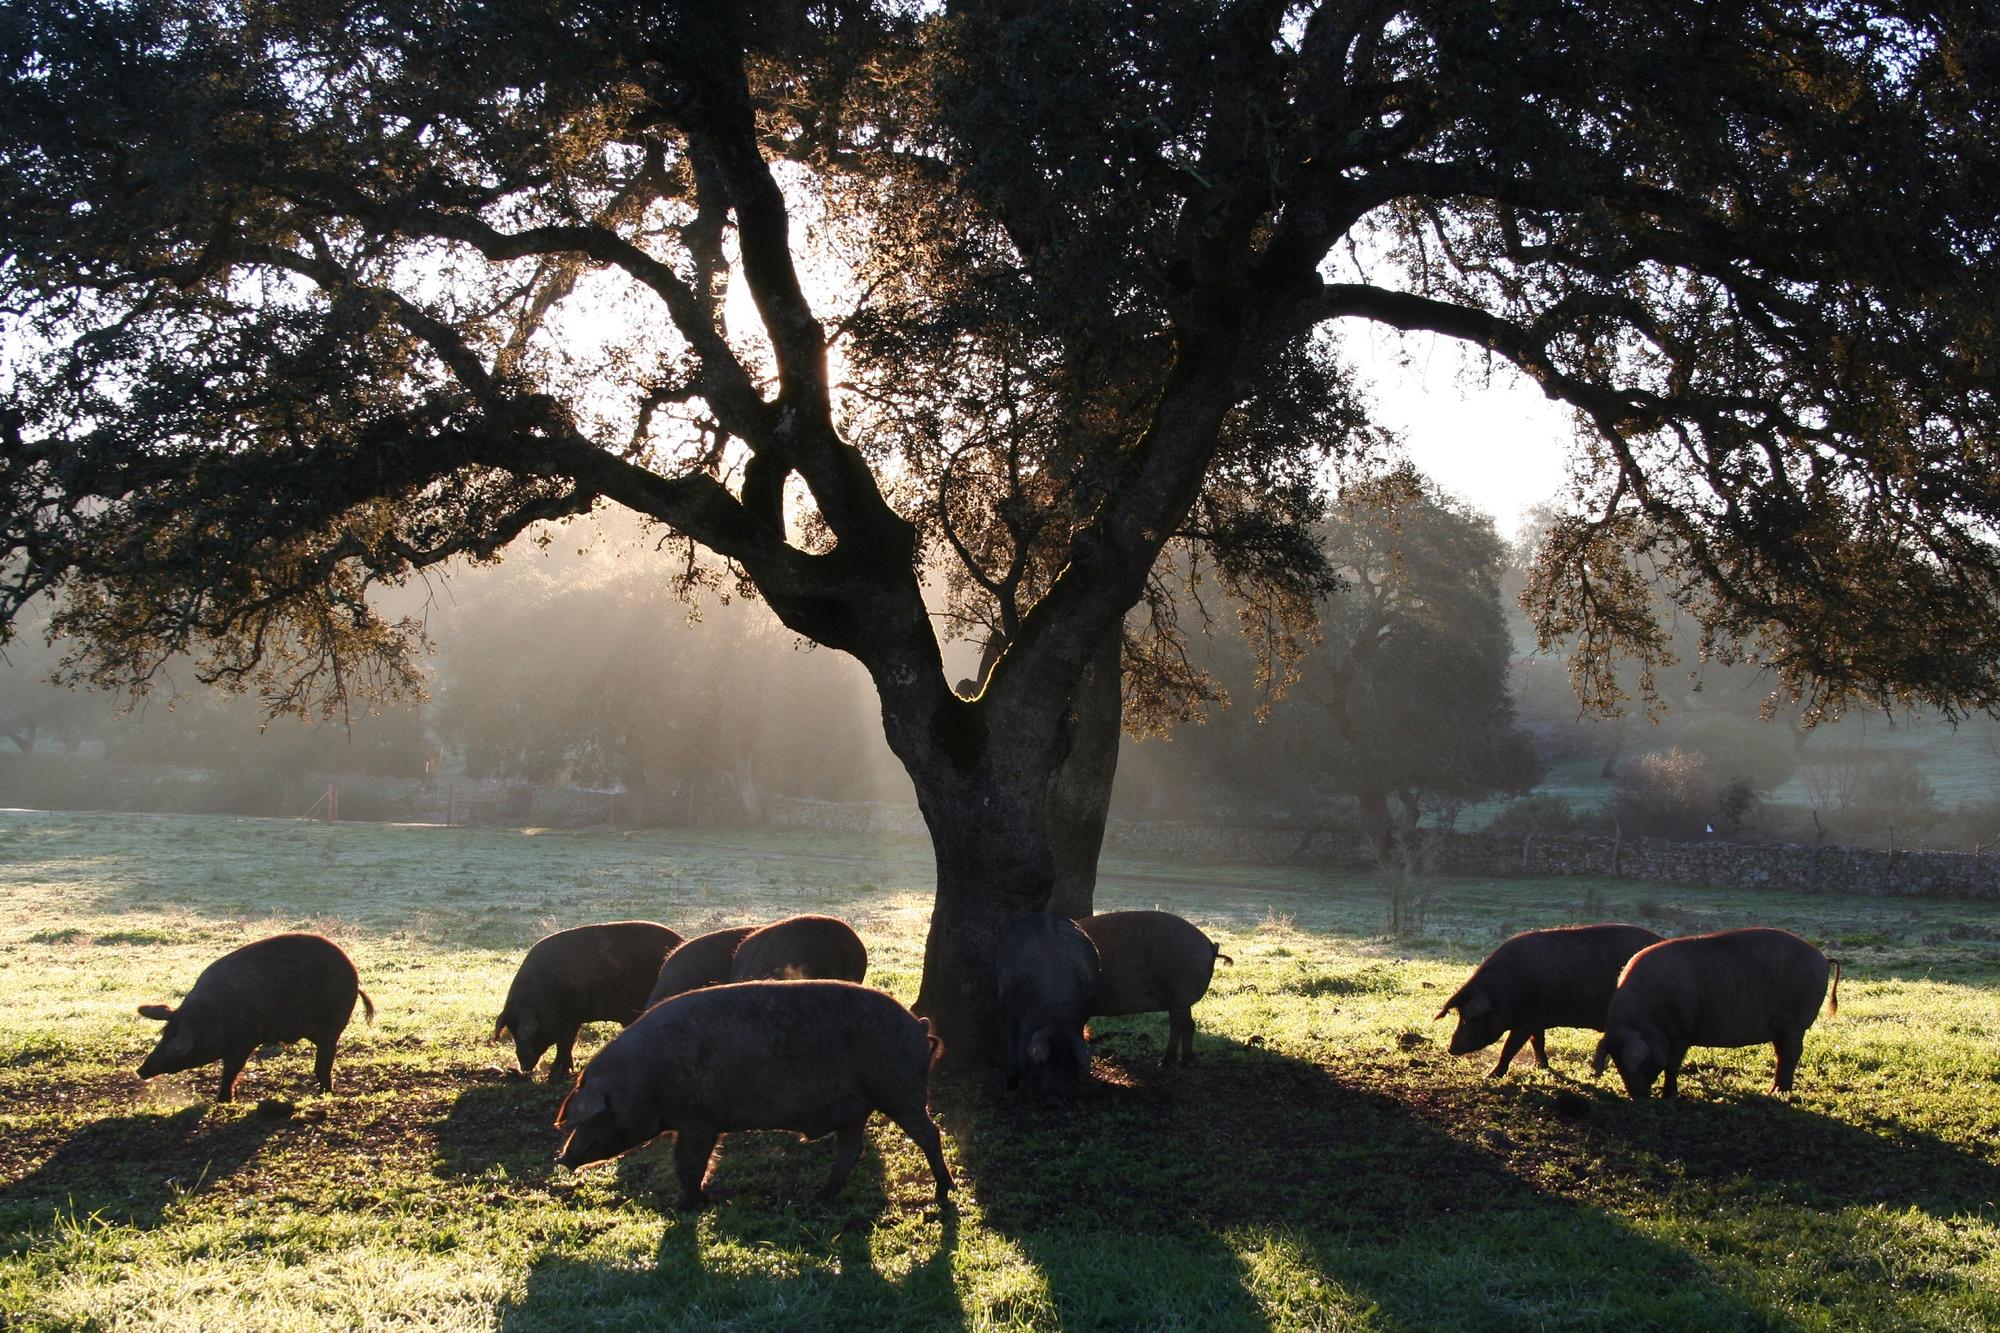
[[1613, 928, 1830, 1047], [998, 913, 1100, 1028], [191, 933, 360, 1044], [1075, 911, 1218, 1016], [515, 921, 683, 1026], [614, 980, 934, 1133], [730, 914, 868, 984], [1481, 923, 1663, 1030], [646, 926, 757, 1008]]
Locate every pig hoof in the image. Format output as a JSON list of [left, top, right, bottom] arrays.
[[673, 1191, 709, 1212]]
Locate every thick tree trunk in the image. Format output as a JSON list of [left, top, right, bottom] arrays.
[[910, 762, 1059, 1068], [1044, 629, 1123, 919]]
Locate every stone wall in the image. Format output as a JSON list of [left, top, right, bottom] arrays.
[[14, 756, 1993, 901], [764, 797, 2000, 901], [1099, 821, 1359, 865], [1437, 830, 2000, 900]]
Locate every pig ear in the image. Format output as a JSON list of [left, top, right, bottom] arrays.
[[1440, 980, 1488, 1020], [1027, 1030, 1050, 1065], [555, 1082, 609, 1130], [1621, 1031, 1650, 1071], [160, 1027, 196, 1060], [137, 1004, 175, 1022]]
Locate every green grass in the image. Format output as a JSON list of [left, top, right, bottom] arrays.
[[0, 810, 1995, 1329]]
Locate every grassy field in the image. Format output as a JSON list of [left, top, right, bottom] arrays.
[[0, 809, 1995, 1330]]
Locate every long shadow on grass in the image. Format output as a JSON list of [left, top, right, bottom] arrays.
[[498, 1124, 965, 1331], [0, 1102, 287, 1237], [433, 1063, 965, 1328], [1561, 1073, 2000, 1219], [940, 1035, 1798, 1330]]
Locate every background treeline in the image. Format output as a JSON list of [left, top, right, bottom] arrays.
[[5, 487, 1998, 851]]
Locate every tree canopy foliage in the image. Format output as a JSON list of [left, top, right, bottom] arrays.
[[4, 0, 1998, 1052]]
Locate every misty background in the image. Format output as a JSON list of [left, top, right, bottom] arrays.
[[4, 492, 1998, 856]]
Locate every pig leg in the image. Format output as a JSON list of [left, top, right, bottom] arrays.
[[312, 1036, 338, 1093], [818, 1121, 868, 1202], [1530, 1030, 1548, 1068], [1772, 1030, 1804, 1094], [217, 1043, 253, 1103], [672, 1129, 719, 1210], [883, 1105, 955, 1204], [1167, 1009, 1196, 1066], [1488, 1028, 1533, 1078], [1661, 1041, 1692, 1099], [548, 1025, 581, 1083]]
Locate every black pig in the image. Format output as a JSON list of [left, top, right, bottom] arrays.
[[495, 920, 683, 1080], [643, 916, 869, 1010], [996, 912, 1099, 1091], [730, 914, 868, 984], [1593, 927, 1839, 1099], [643, 925, 757, 1008], [554, 979, 953, 1209], [1075, 910, 1228, 1066], [137, 933, 373, 1102], [1435, 923, 1663, 1077]]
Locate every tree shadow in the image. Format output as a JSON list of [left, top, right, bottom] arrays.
[[499, 1123, 965, 1330], [0, 1101, 289, 1236], [937, 1035, 1867, 1329], [1555, 1073, 2000, 1219]]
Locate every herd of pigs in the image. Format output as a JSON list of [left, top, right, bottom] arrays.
[[126, 910, 1840, 1210]]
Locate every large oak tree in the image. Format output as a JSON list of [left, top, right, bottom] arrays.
[[4, 0, 1997, 1060]]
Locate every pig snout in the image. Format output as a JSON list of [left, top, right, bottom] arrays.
[[136, 1006, 199, 1081], [554, 1081, 651, 1170], [555, 1121, 624, 1170]]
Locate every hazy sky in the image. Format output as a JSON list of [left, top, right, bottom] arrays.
[[1353, 327, 1582, 541]]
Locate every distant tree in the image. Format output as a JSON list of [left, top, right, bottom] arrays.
[[1483, 793, 1590, 839], [106, 686, 431, 792], [6, 3, 1999, 1058], [433, 553, 903, 822], [0, 594, 427, 801], [1292, 468, 1542, 850], [0, 604, 105, 754], [1672, 715, 1798, 801], [1126, 467, 1540, 841], [1612, 748, 1722, 840]]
